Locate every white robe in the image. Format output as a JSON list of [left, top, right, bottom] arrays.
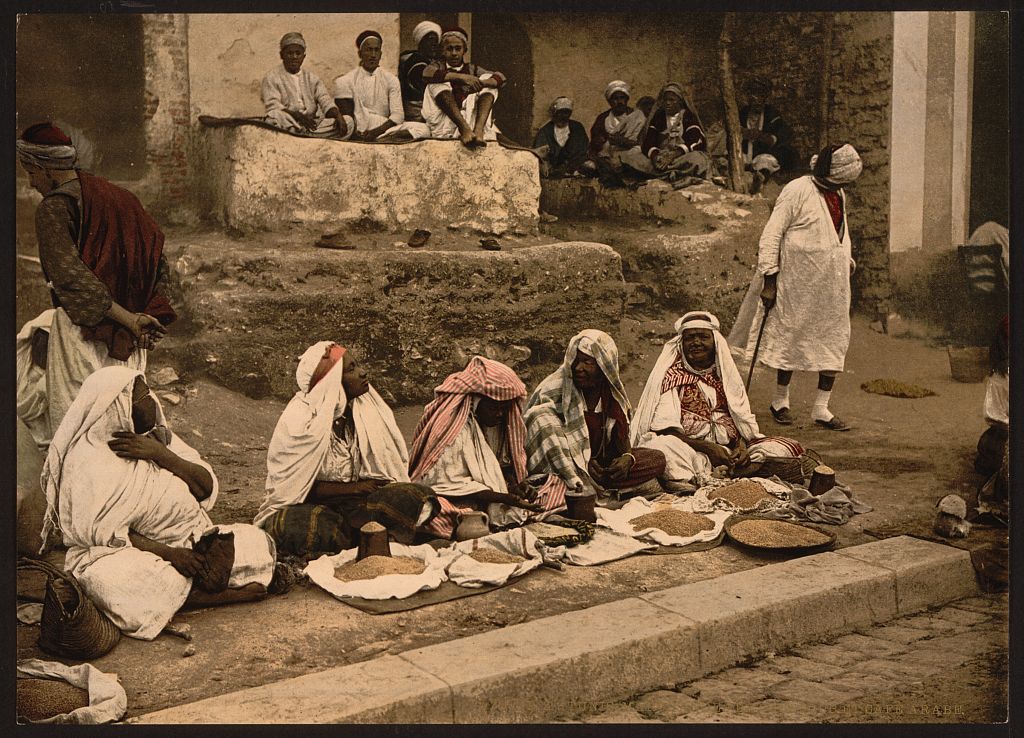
[[261, 64, 337, 135], [728, 176, 855, 372], [40, 367, 274, 640], [332, 66, 404, 135]]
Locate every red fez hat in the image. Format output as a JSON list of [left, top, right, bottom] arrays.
[[22, 122, 73, 146]]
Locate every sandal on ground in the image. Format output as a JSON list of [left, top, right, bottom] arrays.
[[769, 405, 795, 425], [814, 416, 852, 432]]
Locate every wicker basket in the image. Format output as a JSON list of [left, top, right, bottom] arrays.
[[948, 346, 990, 383], [18, 558, 121, 660]]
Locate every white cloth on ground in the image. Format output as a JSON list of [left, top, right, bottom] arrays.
[[303, 542, 446, 600], [44, 307, 146, 451], [16, 309, 55, 450], [597, 496, 732, 547], [17, 659, 127, 725], [261, 64, 337, 134], [544, 527, 655, 566], [39, 366, 273, 639], [256, 341, 410, 527], [727, 175, 854, 372], [332, 66, 404, 134], [439, 528, 544, 587]]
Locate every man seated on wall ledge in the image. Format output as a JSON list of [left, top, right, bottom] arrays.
[[738, 76, 799, 194], [332, 30, 405, 142], [261, 32, 345, 138], [382, 26, 505, 147], [638, 82, 711, 182], [533, 96, 590, 178], [398, 21, 442, 123], [579, 80, 649, 186]]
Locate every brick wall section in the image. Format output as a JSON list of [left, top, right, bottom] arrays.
[[141, 14, 193, 222], [828, 12, 894, 313], [729, 12, 829, 167]]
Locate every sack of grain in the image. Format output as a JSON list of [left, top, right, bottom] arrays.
[[16, 659, 126, 725], [727, 519, 832, 549]]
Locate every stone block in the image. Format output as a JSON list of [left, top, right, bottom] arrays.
[[832, 633, 909, 659], [930, 606, 992, 627], [582, 705, 663, 723], [761, 655, 848, 682], [733, 697, 828, 723], [834, 536, 979, 614], [130, 655, 452, 724], [397, 597, 701, 723], [680, 676, 772, 709], [848, 657, 943, 682], [867, 624, 933, 644], [632, 690, 703, 720], [767, 679, 858, 708], [171, 239, 627, 404], [197, 127, 540, 235], [640, 550, 896, 672], [791, 643, 863, 667]]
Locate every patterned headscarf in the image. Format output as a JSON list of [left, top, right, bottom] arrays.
[[604, 80, 630, 101], [279, 32, 306, 50], [409, 356, 529, 483], [810, 143, 862, 186], [440, 26, 469, 46]]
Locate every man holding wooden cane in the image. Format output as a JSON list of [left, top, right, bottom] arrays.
[[728, 143, 862, 432]]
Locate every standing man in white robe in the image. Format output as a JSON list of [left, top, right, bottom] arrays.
[[332, 30, 405, 141], [728, 143, 863, 431]]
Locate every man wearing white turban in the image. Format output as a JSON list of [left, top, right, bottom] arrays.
[[633, 312, 804, 489], [255, 342, 440, 558], [581, 80, 649, 183], [728, 143, 864, 431], [398, 21, 442, 122], [261, 32, 345, 137]]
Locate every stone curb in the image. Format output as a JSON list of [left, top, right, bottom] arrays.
[[131, 535, 979, 724]]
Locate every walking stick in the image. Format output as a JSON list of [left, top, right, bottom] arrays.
[[745, 305, 771, 391]]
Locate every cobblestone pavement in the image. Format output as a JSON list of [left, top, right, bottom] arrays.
[[561, 593, 1008, 724]]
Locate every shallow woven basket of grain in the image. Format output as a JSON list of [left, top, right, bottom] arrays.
[[723, 515, 837, 555]]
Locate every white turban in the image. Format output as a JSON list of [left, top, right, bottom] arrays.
[[551, 96, 573, 113], [675, 311, 720, 334], [16, 140, 78, 170], [413, 21, 442, 46], [604, 80, 630, 101], [810, 143, 863, 185], [279, 32, 306, 50]]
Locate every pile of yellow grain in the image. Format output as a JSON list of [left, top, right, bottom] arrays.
[[333, 555, 425, 581], [709, 480, 773, 508], [468, 548, 525, 565], [729, 519, 830, 548], [629, 510, 715, 538], [17, 679, 89, 722], [860, 378, 936, 399]]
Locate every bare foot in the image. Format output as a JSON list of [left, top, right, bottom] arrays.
[[472, 133, 488, 148], [459, 129, 476, 147]]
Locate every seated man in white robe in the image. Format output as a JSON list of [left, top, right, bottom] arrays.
[[632, 311, 804, 491], [261, 32, 344, 137], [580, 80, 649, 183], [40, 367, 277, 641], [256, 342, 440, 559], [408, 356, 566, 539], [332, 30, 405, 141]]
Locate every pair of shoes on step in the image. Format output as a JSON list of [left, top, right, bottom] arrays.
[[769, 405, 851, 432]]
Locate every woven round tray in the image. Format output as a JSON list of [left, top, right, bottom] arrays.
[[724, 515, 836, 556]]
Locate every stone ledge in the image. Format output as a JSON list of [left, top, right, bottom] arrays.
[[128, 537, 979, 724], [195, 126, 541, 235], [832, 535, 980, 614]]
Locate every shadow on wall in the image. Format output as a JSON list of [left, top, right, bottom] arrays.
[[472, 14, 535, 146], [891, 250, 1006, 347], [16, 13, 147, 180]]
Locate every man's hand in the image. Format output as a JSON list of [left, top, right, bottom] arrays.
[[760, 275, 778, 309], [353, 479, 389, 495], [335, 116, 349, 138], [454, 73, 483, 92], [605, 454, 635, 483], [587, 458, 605, 481], [165, 547, 206, 579], [729, 440, 750, 468], [286, 109, 316, 131], [109, 431, 169, 464], [127, 313, 167, 350], [704, 443, 733, 469]]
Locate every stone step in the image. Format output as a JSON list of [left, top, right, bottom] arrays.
[[130, 535, 979, 724]]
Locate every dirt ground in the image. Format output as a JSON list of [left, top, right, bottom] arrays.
[[14, 197, 1006, 719]]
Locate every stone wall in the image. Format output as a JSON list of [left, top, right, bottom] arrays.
[[828, 12, 894, 314], [187, 13, 401, 120], [170, 240, 628, 404], [196, 126, 540, 235]]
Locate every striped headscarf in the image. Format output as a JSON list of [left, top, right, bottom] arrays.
[[524, 330, 630, 492], [409, 356, 528, 483]]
